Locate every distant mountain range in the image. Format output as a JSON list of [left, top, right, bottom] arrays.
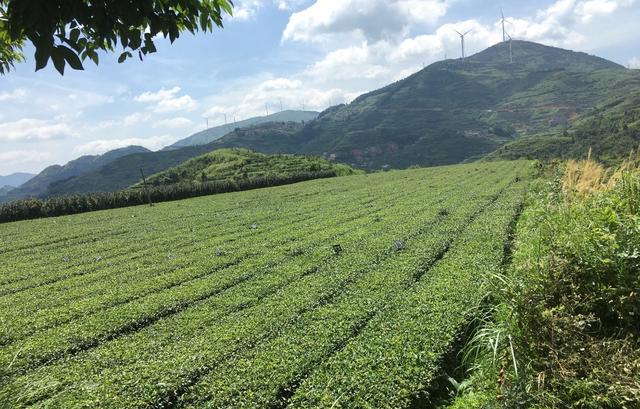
[[3, 41, 639, 202], [164, 110, 319, 150], [0, 146, 150, 202], [0, 172, 34, 189]]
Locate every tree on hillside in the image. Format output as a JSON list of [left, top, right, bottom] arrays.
[[0, 0, 232, 75]]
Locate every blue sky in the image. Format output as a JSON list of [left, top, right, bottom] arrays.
[[1, 0, 639, 174]]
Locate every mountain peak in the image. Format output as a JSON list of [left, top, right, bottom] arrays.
[[468, 40, 623, 71]]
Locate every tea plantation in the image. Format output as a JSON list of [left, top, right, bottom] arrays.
[[0, 161, 534, 408]]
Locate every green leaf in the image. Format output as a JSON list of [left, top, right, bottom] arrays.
[[34, 34, 53, 71], [58, 45, 84, 71], [89, 51, 99, 66], [118, 51, 132, 63], [51, 48, 65, 75], [34, 48, 49, 71]]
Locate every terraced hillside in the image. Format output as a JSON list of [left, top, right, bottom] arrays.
[[0, 161, 534, 408]]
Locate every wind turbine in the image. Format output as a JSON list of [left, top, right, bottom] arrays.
[[506, 33, 513, 64], [454, 29, 472, 61]]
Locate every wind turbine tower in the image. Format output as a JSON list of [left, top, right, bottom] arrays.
[[454, 29, 472, 61], [507, 33, 513, 64]]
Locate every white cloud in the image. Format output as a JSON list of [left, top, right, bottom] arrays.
[[90, 112, 150, 131], [73, 135, 179, 155], [229, 0, 309, 19], [629, 57, 640, 68], [155, 117, 194, 129], [155, 95, 198, 113], [283, 0, 449, 43], [0, 119, 74, 142], [575, 0, 623, 22], [232, 0, 264, 20], [135, 86, 182, 103], [275, 0, 308, 10], [0, 89, 26, 102], [135, 86, 198, 113], [123, 112, 149, 126], [0, 150, 53, 164], [201, 74, 353, 124]]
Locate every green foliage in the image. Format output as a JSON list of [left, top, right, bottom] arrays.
[[0, 9, 23, 74], [488, 89, 640, 165], [509, 173, 640, 407], [454, 167, 640, 409], [0, 0, 232, 75], [0, 161, 534, 408], [137, 148, 362, 188], [0, 170, 339, 223]]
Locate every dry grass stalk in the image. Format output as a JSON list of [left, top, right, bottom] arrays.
[[562, 148, 640, 197]]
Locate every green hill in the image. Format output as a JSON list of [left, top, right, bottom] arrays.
[[164, 110, 318, 150], [137, 148, 361, 187], [290, 41, 637, 168], [44, 122, 307, 196]]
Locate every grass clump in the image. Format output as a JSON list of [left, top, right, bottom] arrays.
[[450, 155, 640, 408]]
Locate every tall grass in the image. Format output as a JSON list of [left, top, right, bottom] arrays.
[[562, 148, 640, 197], [450, 154, 640, 408]]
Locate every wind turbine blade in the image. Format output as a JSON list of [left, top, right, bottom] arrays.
[[501, 8, 505, 19], [453, 29, 462, 36], [464, 29, 473, 36]]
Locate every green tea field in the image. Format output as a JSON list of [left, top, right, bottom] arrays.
[[0, 161, 534, 408]]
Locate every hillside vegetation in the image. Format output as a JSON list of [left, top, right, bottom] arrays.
[[292, 41, 638, 168], [42, 122, 308, 196], [488, 88, 640, 164], [0, 161, 534, 408], [448, 156, 640, 408], [138, 148, 360, 187]]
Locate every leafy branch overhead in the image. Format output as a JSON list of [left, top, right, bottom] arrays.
[[0, 0, 233, 75]]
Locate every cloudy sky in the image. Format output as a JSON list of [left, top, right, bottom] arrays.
[[1, 0, 639, 175]]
